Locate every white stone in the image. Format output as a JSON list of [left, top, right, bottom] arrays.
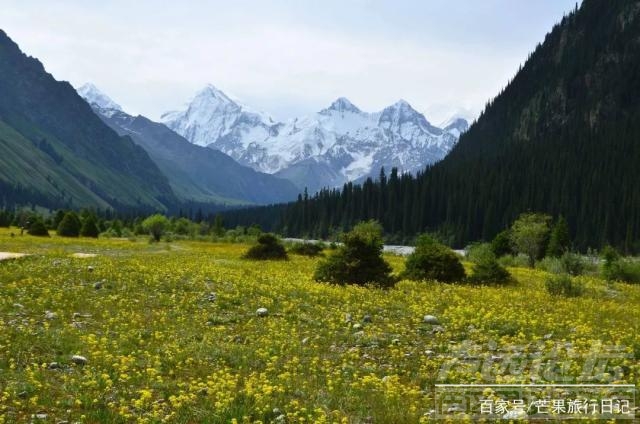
[[423, 315, 440, 325], [71, 355, 88, 365]]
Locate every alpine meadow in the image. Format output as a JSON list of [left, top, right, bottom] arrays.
[[1, 0, 639, 423]]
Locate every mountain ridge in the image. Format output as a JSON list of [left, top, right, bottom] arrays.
[[0, 29, 177, 211], [78, 85, 300, 205], [162, 87, 467, 193]]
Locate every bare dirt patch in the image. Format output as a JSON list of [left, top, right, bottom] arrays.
[[70, 253, 98, 258], [0, 252, 29, 261]]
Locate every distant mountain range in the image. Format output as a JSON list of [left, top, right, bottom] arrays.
[[77, 84, 299, 205], [162, 85, 467, 193], [0, 26, 468, 212]]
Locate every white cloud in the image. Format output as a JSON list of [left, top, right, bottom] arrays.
[[1, 0, 578, 123]]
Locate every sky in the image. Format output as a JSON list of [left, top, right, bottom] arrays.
[[2, 0, 579, 124]]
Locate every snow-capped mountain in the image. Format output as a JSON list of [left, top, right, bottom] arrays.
[[76, 84, 299, 205], [77, 83, 122, 117], [441, 117, 470, 138], [162, 85, 467, 193]]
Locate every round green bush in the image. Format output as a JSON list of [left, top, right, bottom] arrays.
[[314, 221, 394, 287], [401, 235, 465, 283], [27, 219, 50, 237]]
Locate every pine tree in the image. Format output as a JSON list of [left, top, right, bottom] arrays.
[[80, 215, 99, 238], [57, 211, 81, 237], [546, 216, 571, 257]]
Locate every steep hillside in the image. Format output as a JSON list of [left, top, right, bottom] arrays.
[[78, 84, 299, 205], [0, 30, 176, 211]]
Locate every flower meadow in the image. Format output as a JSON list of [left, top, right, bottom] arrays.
[[0, 228, 638, 423]]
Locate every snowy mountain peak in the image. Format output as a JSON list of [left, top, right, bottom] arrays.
[[442, 117, 470, 138], [77, 83, 122, 112], [161, 85, 274, 148], [324, 97, 361, 114], [379, 98, 434, 130], [163, 84, 466, 192], [194, 84, 237, 106], [444, 117, 469, 132], [388, 99, 418, 114], [393, 99, 410, 107]]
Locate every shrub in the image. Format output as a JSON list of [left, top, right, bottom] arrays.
[[27, 219, 50, 237], [545, 274, 584, 297], [289, 242, 324, 257], [466, 243, 511, 285], [314, 221, 393, 287], [498, 254, 530, 268], [52, 210, 66, 230], [601, 246, 640, 284], [559, 252, 585, 276], [617, 260, 640, 284], [142, 214, 170, 242], [537, 252, 585, 276], [80, 216, 99, 238], [469, 259, 512, 285], [536, 256, 564, 274], [243, 233, 288, 260], [172, 218, 195, 236], [401, 234, 465, 283], [57, 211, 81, 237]]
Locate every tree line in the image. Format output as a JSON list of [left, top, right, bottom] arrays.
[[222, 0, 640, 253]]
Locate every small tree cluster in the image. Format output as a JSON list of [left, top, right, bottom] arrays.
[[600, 245, 640, 283]]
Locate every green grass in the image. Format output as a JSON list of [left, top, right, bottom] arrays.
[[0, 227, 638, 423]]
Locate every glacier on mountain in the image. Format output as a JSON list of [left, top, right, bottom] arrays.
[[159, 85, 468, 193]]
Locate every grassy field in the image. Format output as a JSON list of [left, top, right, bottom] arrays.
[[0, 228, 638, 423]]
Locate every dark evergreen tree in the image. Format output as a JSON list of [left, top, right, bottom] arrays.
[[57, 211, 81, 237], [80, 215, 99, 238], [547, 216, 571, 257], [491, 230, 513, 257], [213, 214, 225, 237]]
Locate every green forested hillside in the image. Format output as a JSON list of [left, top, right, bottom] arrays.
[[223, 0, 640, 251], [0, 30, 176, 211], [97, 111, 300, 205]]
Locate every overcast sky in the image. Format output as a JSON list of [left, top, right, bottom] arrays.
[[3, 0, 578, 124]]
